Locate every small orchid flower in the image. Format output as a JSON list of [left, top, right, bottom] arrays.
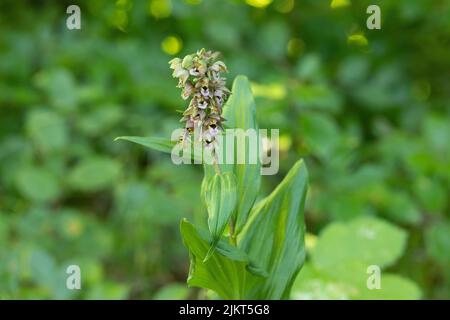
[[182, 81, 194, 100], [189, 67, 201, 76], [201, 86, 210, 98], [198, 100, 208, 109], [208, 123, 219, 136]]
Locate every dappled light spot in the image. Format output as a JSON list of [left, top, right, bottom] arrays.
[[279, 134, 292, 153], [149, 0, 172, 19], [246, 0, 273, 9], [305, 233, 318, 252], [251, 82, 286, 100], [112, 9, 128, 32], [184, 0, 202, 5], [347, 33, 369, 46], [113, 0, 132, 31], [161, 36, 182, 55], [330, 0, 350, 9], [65, 217, 84, 238]]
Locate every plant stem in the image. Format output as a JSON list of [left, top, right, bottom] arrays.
[[213, 160, 221, 175], [229, 219, 237, 246]]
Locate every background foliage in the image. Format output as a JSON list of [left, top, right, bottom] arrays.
[[0, 0, 448, 299]]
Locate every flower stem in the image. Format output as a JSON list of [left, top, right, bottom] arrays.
[[213, 160, 221, 175], [229, 219, 237, 246]]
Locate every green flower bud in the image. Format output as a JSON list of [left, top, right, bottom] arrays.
[[182, 54, 194, 69]]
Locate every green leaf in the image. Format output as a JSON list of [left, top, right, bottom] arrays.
[[292, 263, 422, 300], [15, 166, 60, 203], [291, 263, 356, 300], [385, 192, 421, 225], [204, 172, 237, 261], [238, 159, 308, 299], [180, 219, 264, 299], [204, 75, 261, 234], [26, 109, 68, 153], [356, 274, 422, 300], [413, 177, 447, 214], [115, 135, 205, 162], [300, 112, 340, 160], [115, 136, 175, 154], [312, 217, 407, 278], [36, 69, 79, 112], [292, 217, 420, 300], [153, 283, 190, 300], [68, 157, 121, 192], [425, 221, 450, 268], [78, 105, 124, 136]]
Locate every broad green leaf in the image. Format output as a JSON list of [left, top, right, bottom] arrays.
[[291, 264, 421, 300], [300, 112, 340, 160], [85, 282, 129, 299], [115, 136, 175, 154], [238, 159, 308, 299], [68, 157, 121, 192], [30, 249, 75, 299], [15, 166, 60, 203], [78, 105, 124, 136], [35, 69, 79, 112], [223, 76, 261, 233], [291, 263, 356, 300], [413, 177, 447, 214], [295, 84, 342, 113], [153, 283, 190, 300], [204, 75, 261, 234], [425, 221, 450, 268], [356, 274, 422, 300], [312, 217, 407, 278], [26, 109, 68, 153], [180, 219, 265, 299], [204, 172, 237, 260], [385, 192, 421, 225]]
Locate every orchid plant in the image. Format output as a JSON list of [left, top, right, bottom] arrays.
[[116, 49, 308, 299]]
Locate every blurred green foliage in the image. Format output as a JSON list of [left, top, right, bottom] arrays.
[[0, 0, 449, 299]]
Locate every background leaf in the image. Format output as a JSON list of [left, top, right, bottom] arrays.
[[312, 217, 408, 275], [153, 283, 191, 300], [68, 157, 121, 192], [356, 274, 422, 300], [15, 166, 60, 203], [26, 109, 68, 154], [292, 217, 420, 300]]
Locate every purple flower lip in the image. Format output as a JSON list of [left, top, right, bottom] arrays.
[[215, 96, 223, 106], [201, 86, 210, 97], [189, 68, 201, 76], [209, 124, 219, 136], [198, 101, 208, 109]]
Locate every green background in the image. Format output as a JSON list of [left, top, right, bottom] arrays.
[[0, 0, 449, 299]]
